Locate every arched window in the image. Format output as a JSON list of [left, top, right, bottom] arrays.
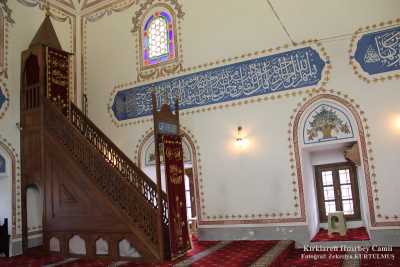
[[143, 10, 175, 67]]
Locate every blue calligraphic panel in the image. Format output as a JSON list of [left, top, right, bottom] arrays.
[[0, 87, 6, 111], [112, 47, 326, 120], [354, 26, 400, 75], [0, 154, 5, 173]]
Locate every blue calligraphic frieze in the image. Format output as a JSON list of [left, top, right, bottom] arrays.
[[112, 47, 326, 120], [0, 87, 6, 111], [354, 26, 400, 75], [0, 154, 5, 173]]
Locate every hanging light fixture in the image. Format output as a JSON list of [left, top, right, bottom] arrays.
[[235, 126, 248, 149]]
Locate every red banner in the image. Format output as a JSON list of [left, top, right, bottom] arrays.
[[47, 47, 70, 115], [162, 135, 191, 259]]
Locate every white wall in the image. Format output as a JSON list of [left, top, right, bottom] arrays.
[[79, 1, 400, 233], [0, 1, 399, 247]]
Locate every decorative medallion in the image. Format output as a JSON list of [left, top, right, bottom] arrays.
[[350, 19, 400, 82], [303, 104, 354, 144], [112, 46, 327, 121]]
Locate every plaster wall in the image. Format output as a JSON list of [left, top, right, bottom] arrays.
[[0, 0, 399, 247], [81, 1, 400, 234]]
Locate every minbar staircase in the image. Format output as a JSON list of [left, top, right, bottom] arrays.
[[20, 16, 170, 262], [22, 96, 169, 262]]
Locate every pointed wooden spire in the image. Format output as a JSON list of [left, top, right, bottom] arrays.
[[30, 14, 62, 50]]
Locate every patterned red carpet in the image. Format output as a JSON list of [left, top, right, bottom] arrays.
[[282, 249, 346, 267], [55, 259, 113, 267], [0, 254, 63, 267], [360, 247, 400, 267], [1, 239, 399, 266], [189, 240, 278, 267], [311, 227, 370, 242], [120, 235, 221, 267]]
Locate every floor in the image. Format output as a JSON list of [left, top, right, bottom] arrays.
[[1, 235, 399, 266]]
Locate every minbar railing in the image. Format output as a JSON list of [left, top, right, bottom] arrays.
[[43, 99, 168, 260]]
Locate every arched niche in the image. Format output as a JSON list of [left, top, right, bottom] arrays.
[[68, 235, 86, 255], [95, 238, 109, 255], [136, 129, 200, 231], [49, 237, 60, 252], [25, 183, 43, 248], [0, 144, 12, 238], [118, 239, 140, 258], [292, 94, 374, 238]]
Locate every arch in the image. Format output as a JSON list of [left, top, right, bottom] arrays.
[[26, 184, 42, 237], [118, 238, 140, 258], [68, 235, 86, 255], [291, 93, 376, 227], [22, 54, 40, 111], [95, 238, 109, 255], [49, 237, 60, 252], [136, 127, 201, 225], [24, 54, 40, 86], [0, 141, 16, 239]]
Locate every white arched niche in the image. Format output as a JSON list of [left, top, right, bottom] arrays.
[[26, 184, 43, 247], [0, 146, 12, 239], [138, 132, 198, 224], [297, 99, 370, 238]]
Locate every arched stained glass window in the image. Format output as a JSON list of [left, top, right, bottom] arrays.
[[143, 11, 175, 66]]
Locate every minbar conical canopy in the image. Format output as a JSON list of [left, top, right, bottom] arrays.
[[30, 15, 62, 50]]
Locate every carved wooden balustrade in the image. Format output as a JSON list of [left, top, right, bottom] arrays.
[[43, 99, 169, 260]]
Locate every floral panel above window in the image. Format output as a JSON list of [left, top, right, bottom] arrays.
[[143, 11, 175, 66]]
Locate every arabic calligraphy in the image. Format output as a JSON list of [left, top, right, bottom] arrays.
[[47, 48, 70, 115], [112, 46, 326, 121], [354, 26, 400, 75]]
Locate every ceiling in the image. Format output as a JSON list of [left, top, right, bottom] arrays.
[[49, 0, 400, 44]]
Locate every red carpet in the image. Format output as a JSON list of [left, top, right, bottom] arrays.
[[0, 254, 63, 267], [190, 240, 278, 267], [282, 249, 346, 267], [56, 259, 113, 267], [120, 235, 220, 267], [311, 227, 370, 242], [360, 247, 400, 267]]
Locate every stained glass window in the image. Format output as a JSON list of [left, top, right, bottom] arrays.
[[143, 11, 175, 66]]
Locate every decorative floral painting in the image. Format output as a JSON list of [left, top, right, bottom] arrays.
[[303, 104, 354, 144]]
